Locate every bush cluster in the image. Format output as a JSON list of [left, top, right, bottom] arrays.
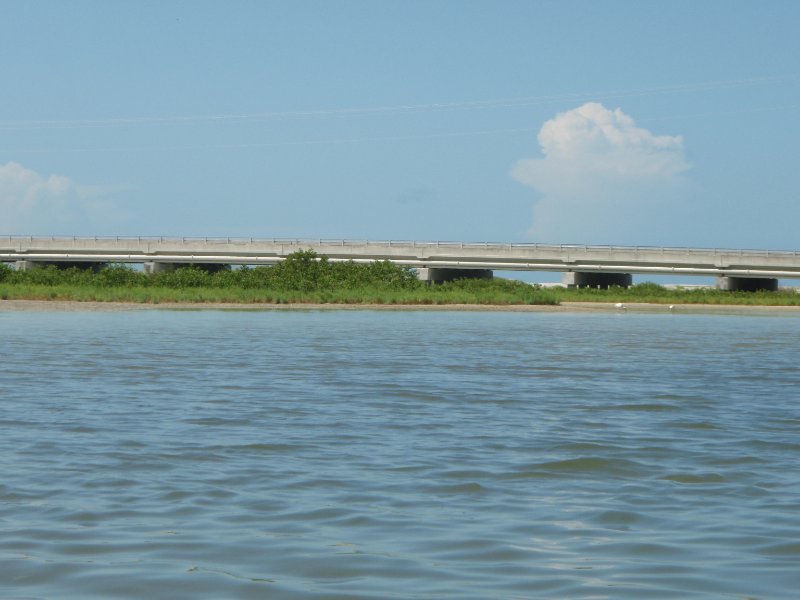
[[7, 255, 793, 306], [0, 251, 561, 305], [0, 250, 422, 291]]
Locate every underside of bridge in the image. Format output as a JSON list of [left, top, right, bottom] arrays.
[[416, 267, 493, 284], [562, 271, 632, 289], [143, 262, 229, 274], [14, 260, 107, 272]]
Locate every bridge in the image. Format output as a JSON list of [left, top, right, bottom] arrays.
[[3, 236, 800, 290]]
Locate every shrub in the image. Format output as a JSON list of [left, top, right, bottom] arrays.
[[271, 249, 328, 291], [96, 264, 145, 287], [151, 266, 213, 288]]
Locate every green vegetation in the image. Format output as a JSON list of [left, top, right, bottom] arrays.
[[548, 281, 800, 306], [1, 254, 798, 306], [0, 251, 556, 305]]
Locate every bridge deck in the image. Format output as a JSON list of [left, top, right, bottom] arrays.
[[2, 236, 800, 278]]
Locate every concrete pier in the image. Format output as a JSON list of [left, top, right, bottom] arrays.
[[563, 272, 632, 289], [143, 262, 172, 275], [715, 276, 779, 292]]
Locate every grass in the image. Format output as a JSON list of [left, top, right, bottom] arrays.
[[548, 283, 800, 306], [0, 282, 559, 305]]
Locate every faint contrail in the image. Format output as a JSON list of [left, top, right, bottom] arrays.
[[0, 75, 793, 130]]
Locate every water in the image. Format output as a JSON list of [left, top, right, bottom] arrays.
[[1, 308, 799, 599]]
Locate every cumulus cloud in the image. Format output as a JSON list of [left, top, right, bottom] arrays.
[[512, 103, 690, 244], [0, 161, 125, 234]]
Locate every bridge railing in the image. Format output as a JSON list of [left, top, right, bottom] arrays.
[[1, 235, 798, 257]]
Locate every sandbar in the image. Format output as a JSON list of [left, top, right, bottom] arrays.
[[2, 299, 799, 315]]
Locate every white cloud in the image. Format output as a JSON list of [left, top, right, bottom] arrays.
[[512, 103, 690, 244], [0, 161, 126, 234]]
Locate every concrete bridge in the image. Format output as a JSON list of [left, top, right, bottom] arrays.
[[3, 236, 800, 290]]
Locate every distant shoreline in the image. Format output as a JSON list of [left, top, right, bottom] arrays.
[[3, 299, 800, 315]]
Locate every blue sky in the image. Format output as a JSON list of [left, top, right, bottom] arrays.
[[1, 0, 798, 251]]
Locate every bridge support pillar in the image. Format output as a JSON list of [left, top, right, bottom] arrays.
[[563, 272, 632, 289], [417, 268, 493, 284], [144, 262, 174, 275], [14, 260, 35, 271], [715, 276, 778, 292]]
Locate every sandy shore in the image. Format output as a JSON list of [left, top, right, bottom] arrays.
[[2, 298, 800, 315], [0, 299, 566, 312]]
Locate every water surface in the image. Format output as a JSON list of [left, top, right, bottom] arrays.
[[1, 309, 799, 598]]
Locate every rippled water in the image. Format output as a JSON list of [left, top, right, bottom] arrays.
[[1, 308, 799, 599]]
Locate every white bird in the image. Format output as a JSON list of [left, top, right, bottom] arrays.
[[614, 302, 626, 310]]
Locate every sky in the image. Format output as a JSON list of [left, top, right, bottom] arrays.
[[1, 0, 799, 253]]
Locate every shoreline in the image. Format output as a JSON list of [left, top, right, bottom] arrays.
[[2, 298, 800, 315]]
